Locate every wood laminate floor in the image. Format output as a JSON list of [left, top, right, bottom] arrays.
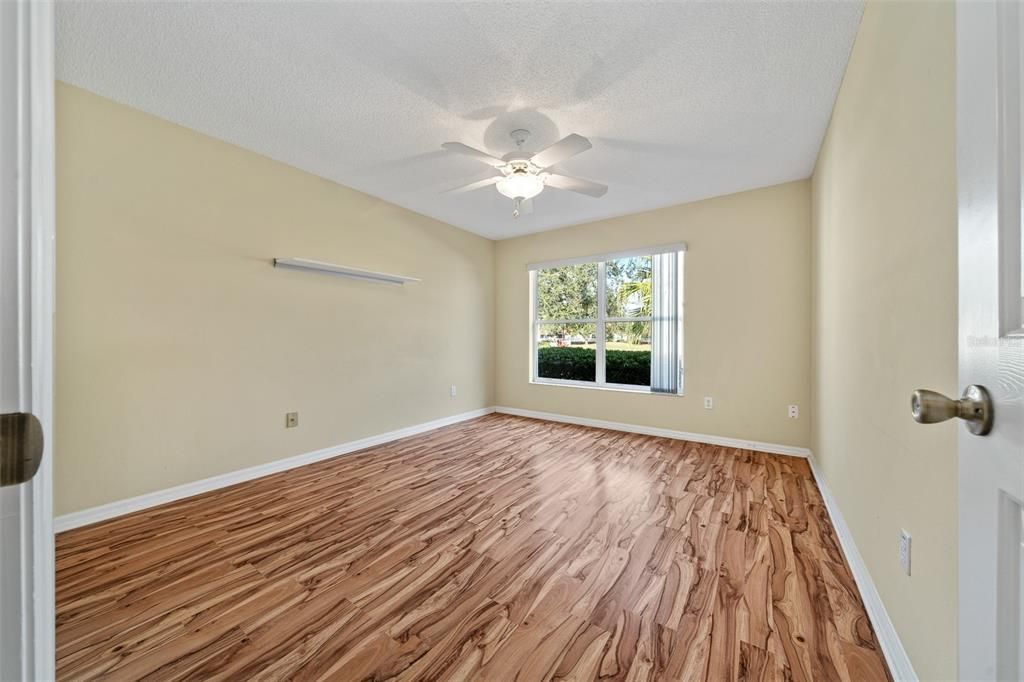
[[56, 414, 891, 681]]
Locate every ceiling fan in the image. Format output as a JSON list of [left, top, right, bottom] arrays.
[[442, 129, 608, 218]]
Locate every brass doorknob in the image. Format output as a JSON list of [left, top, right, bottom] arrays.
[[911, 385, 993, 436]]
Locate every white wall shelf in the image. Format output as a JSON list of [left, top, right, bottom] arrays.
[[273, 258, 420, 285]]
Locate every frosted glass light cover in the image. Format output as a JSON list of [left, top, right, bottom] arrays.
[[496, 173, 544, 199]]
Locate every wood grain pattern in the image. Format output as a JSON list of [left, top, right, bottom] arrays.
[[56, 414, 891, 681]]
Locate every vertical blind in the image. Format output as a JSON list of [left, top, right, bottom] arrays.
[[651, 250, 681, 393]]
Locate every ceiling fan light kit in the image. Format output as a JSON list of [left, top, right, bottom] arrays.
[[442, 129, 607, 218], [495, 170, 545, 200]]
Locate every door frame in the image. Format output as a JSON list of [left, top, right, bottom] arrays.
[[2, 0, 56, 678], [28, 0, 56, 674]]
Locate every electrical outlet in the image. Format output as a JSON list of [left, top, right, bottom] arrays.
[[450, 384, 457, 398], [285, 412, 298, 428], [898, 529, 912, 576], [788, 404, 799, 419], [704, 397, 713, 410]]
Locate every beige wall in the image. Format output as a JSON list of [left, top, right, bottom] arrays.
[[495, 181, 812, 449], [55, 84, 494, 515], [811, 2, 957, 679]]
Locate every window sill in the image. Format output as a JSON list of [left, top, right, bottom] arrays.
[[530, 378, 684, 397]]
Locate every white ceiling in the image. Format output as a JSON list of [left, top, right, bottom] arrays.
[[56, 1, 863, 240]]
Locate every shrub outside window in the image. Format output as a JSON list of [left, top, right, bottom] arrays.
[[529, 245, 683, 394]]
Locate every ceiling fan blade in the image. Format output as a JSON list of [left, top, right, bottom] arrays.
[[441, 142, 506, 168], [442, 175, 500, 194], [544, 173, 607, 198], [529, 133, 593, 168]]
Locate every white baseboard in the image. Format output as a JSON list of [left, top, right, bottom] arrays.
[[808, 456, 917, 681], [54, 407, 495, 533], [493, 405, 812, 458], [54, 405, 808, 533]]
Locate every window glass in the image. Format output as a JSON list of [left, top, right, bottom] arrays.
[[536, 263, 598, 320], [536, 323, 597, 382], [605, 256, 652, 318], [605, 322, 651, 386]]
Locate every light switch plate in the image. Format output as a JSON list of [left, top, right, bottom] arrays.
[[285, 412, 298, 428]]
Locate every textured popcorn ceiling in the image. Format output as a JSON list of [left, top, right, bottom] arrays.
[[56, 1, 863, 240]]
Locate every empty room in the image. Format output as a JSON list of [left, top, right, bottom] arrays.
[[2, 0, 1022, 680]]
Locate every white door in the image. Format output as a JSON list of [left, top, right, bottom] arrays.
[[956, 1, 1024, 679], [0, 0, 56, 679]]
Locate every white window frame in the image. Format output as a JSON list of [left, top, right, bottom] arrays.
[[529, 244, 685, 395]]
